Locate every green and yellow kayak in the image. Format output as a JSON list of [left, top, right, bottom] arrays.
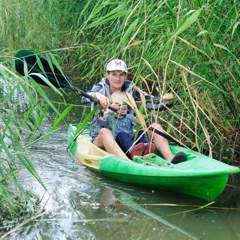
[[68, 124, 240, 201]]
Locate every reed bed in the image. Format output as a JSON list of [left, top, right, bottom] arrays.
[[0, 0, 239, 233]]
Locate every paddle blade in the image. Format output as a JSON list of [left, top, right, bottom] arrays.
[[15, 49, 73, 90]]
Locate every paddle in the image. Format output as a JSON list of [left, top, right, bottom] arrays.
[[14, 49, 183, 146], [15, 50, 99, 102]]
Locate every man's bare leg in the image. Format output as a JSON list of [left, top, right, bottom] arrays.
[[148, 123, 174, 162], [95, 128, 129, 159]]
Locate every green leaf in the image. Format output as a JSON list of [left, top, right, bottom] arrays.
[[87, 3, 129, 28], [52, 105, 73, 129], [232, 21, 240, 37], [17, 154, 46, 190], [68, 106, 99, 148], [214, 43, 239, 64], [168, 8, 202, 43], [30, 79, 61, 116], [30, 73, 63, 96], [119, 18, 139, 50]]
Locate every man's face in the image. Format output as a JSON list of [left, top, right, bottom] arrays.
[[107, 70, 127, 91]]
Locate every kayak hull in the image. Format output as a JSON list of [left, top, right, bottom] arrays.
[[68, 124, 240, 201]]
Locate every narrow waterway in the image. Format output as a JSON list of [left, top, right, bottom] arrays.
[[8, 124, 240, 240], [1, 81, 240, 239]]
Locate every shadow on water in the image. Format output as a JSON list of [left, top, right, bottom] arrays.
[[6, 124, 240, 240]]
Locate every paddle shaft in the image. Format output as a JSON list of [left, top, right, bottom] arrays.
[[73, 86, 142, 123]]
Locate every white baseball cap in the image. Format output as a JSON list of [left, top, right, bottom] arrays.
[[106, 59, 128, 73]]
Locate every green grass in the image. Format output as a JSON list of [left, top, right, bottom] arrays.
[[0, 0, 239, 233]]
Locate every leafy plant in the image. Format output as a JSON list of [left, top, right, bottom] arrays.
[[0, 61, 74, 231], [0, 0, 239, 233]]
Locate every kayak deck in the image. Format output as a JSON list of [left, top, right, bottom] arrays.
[[68, 124, 240, 201]]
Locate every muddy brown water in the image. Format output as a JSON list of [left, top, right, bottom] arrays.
[[7, 124, 240, 240]]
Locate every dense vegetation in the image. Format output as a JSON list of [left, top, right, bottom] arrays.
[[0, 0, 239, 235]]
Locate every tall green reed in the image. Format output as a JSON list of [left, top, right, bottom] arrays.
[[3, 0, 239, 156], [65, 0, 239, 156], [0, 58, 75, 229], [0, 0, 239, 231], [0, 65, 41, 227], [1, 0, 239, 156]]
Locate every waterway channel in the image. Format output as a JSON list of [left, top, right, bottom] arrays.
[[1, 81, 240, 240], [7, 122, 240, 240]]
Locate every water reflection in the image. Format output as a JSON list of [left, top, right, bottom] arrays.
[[100, 187, 116, 206]]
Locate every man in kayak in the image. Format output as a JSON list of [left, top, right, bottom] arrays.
[[106, 90, 156, 159], [82, 59, 187, 163]]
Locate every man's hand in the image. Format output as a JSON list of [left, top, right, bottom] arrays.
[[161, 93, 174, 102], [93, 92, 110, 109]]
